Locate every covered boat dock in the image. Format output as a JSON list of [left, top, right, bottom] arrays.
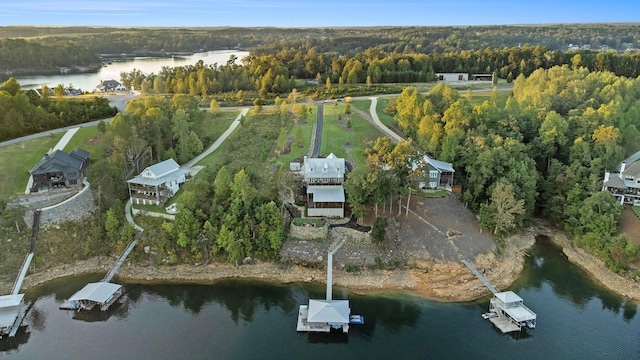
[[0, 294, 25, 338], [61, 282, 123, 311]]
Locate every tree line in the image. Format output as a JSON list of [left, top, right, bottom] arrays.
[[4, 24, 640, 80], [0, 78, 116, 141]]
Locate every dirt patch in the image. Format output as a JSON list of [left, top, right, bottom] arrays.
[[277, 136, 294, 155], [617, 206, 640, 244], [84, 135, 104, 146]]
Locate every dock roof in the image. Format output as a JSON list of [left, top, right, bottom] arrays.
[[495, 291, 522, 304], [307, 299, 350, 324], [0, 294, 23, 328], [68, 282, 121, 304]]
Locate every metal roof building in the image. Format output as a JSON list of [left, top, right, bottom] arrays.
[[63, 282, 123, 311]]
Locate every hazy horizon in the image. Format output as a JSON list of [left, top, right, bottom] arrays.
[[2, 0, 640, 28]]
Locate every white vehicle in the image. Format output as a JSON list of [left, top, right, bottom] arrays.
[[165, 203, 178, 214]]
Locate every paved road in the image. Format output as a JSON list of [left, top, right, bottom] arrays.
[[181, 108, 249, 170], [369, 97, 404, 143], [312, 103, 323, 158]]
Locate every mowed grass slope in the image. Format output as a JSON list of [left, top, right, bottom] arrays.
[[320, 102, 385, 167], [62, 125, 106, 161], [0, 134, 64, 199]]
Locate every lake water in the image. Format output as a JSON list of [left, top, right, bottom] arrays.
[[1, 237, 638, 359], [13, 50, 250, 92]]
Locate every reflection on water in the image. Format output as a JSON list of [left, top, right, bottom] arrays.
[[516, 236, 637, 321], [1, 239, 638, 359]]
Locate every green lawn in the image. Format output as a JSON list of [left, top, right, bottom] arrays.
[[375, 97, 397, 129], [62, 125, 107, 161], [320, 102, 385, 167], [0, 134, 64, 199], [277, 106, 318, 165]]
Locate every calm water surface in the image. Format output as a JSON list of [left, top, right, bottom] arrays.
[[1, 238, 638, 359], [13, 50, 250, 92]]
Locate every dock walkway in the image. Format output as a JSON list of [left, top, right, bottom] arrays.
[[461, 259, 499, 295], [102, 231, 141, 283]]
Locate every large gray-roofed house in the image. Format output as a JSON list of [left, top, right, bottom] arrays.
[[29, 148, 90, 192], [127, 158, 189, 206], [303, 153, 346, 218]]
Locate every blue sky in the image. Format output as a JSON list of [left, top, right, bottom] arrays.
[[1, 0, 639, 27]]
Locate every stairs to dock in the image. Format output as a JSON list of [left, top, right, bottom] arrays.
[[11, 210, 40, 295], [461, 259, 499, 295], [102, 231, 142, 282]]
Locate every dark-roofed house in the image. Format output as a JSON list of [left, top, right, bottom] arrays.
[[412, 154, 455, 189], [303, 153, 346, 218], [127, 158, 189, 206], [602, 150, 640, 205], [95, 79, 126, 92], [30, 148, 90, 192]]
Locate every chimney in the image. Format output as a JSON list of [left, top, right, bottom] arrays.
[[620, 161, 626, 173], [44, 153, 49, 160]]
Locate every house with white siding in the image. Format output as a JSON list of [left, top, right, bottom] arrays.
[[303, 154, 345, 218], [127, 159, 189, 206]]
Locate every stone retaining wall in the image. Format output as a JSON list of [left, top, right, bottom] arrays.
[[38, 187, 96, 227], [290, 222, 328, 240]]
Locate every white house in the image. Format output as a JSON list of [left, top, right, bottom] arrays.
[[95, 79, 126, 92], [127, 158, 189, 206], [437, 73, 469, 82], [304, 153, 346, 218]]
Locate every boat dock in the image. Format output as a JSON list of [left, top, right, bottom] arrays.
[[297, 247, 364, 334], [61, 231, 140, 312], [1, 210, 40, 339], [462, 259, 536, 333]]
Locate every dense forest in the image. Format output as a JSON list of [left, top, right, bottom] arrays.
[[0, 78, 117, 141]]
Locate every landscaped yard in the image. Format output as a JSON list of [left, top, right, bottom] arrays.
[[276, 106, 317, 165], [0, 134, 64, 199]]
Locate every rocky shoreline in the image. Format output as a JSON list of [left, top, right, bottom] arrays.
[[5, 224, 638, 302]]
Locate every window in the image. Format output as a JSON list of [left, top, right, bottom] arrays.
[[458, 74, 464, 81], [429, 170, 439, 179], [438, 75, 444, 81]]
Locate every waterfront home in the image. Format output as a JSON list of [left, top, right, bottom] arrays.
[[29, 148, 90, 192], [602, 150, 640, 205], [94, 79, 126, 92], [412, 154, 455, 190], [127, 158, 189, 206], [303, 153, 346, 218]]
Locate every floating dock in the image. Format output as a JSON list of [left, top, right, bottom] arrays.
[[297, 251, 363, 334], [462, 259, 536, 333], [61, 231, 141, 312], [60, 282, 124, 311]]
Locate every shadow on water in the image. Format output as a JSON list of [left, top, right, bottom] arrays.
[[129, 279, 298, 323], [513, 235, 637, 322], [0, 326, 30, 352]]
